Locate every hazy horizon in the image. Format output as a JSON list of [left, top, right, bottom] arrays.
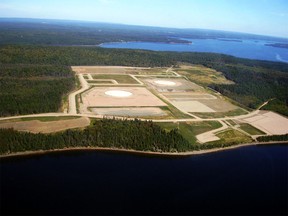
[[0, 0, 287, 38]]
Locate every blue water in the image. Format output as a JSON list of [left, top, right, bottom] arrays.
[[100, 38, 288, 62], [1, 144, 287, 215]]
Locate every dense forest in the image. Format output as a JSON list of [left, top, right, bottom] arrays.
[[0, 119, 190, 155], [0, 64, 75, 116], [0, 118, 257, 156], [0, 19, 190, 45], [0, 45, 287, 116], [2, 18, 286, 46], [257, 134, 288, 142]]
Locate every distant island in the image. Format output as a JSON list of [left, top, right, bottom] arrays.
[[265, 43, 288, 49], [217, 39, 242, 42]]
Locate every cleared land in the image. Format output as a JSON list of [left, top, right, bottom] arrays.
[[239, 123, 266, 135], [0, 117, 90, 133], [240, 111, 288, 135], [172, 101, 216, 113], [143, 78, 202, 92], [91, 107, 167, 117], [81, 87, 166, 108], [174, 64, 234, 86], [213, 129, 253, 144], [72, 66, 143, 74], [92, 74, 140, 84], [158, 121, 222, 144]]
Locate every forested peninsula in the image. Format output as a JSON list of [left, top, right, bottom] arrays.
[[1, 41, 288, 156]]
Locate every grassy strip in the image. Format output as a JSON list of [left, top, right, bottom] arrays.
[[92, 74, 139, 84], [211, 129, 253, 145], [87, 80, 114, 84], [157, 121, 222, 144], [191, 108, 248, 119], [239, 123, 266, 135], [0, 116, 81, 123]]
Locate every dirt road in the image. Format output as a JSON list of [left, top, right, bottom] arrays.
[[68, 74, 89, 114]]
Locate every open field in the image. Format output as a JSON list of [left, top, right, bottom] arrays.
[[239, 123, 266, 135], [143, 78, 203, 92], [72, 66, 143, 74], [87, 80, 114, 84], [157, 121, 222, 144], [213, 129, 253, 144], [92, 74, 140, 84], [0, 117, 90, 133], [90, 107, 167, 117], [174, 64, 234, 86], [81, 87, 166, 108], [191, 108, 248, 119], [240, 111, 288, 135], [172, 101, 216, 113]]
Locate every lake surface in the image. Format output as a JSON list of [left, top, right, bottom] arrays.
[[1, 144, 287, 215], [100, 38, 288, 63]]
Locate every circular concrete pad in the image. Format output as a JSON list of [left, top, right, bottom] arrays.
[[105, 90, 132, 97], [154, 80, 176, 86]]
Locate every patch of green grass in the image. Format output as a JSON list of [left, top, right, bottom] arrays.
[[157, 121, 222, 144], [87, 80, 113, 84], [21, 116, 81, 122], [0, 116, 81, 123], [226, 120, 237, 126], [175, 65, 234, 86], [239, 123, 266, 135], [212, 129, 253, 144], [92, 74, 139, 84], [160, 106, 191, 119], [191, 108, 248, 119]]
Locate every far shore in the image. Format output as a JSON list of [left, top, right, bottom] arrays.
[[0, 141, 287, 159]]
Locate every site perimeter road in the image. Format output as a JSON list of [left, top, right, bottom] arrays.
[[0, 101, 272, 123], [68, 74, 89, 115]]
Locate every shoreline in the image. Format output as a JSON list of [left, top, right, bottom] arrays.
[[0, 141, 287, 159]]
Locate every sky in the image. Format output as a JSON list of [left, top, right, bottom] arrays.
[[0, 0, 288, 38]]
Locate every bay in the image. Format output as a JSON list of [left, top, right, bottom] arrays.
[[0, 144, 287, 215], [100, 38, 288, 63]]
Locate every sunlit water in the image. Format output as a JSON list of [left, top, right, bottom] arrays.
[[100, 38, 288, 62]]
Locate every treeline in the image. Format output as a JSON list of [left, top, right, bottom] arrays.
[[0, 118, 261, 156], [0, 64, 75, 116], [0, 21, 190, 45], [257, 134, 288, 142], [208, 64, 288, 110], [0, 118, 191, 155], [0, 45, 287, 115]]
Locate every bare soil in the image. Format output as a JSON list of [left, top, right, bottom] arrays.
[[0, 117, 90, 133], [81, 87, 166, 108]]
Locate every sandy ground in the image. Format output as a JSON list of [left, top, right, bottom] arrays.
[[72, 66, 149, 74], [164, 93, 217, 100], [90, 107, 166, 117], [198, 99, 238, 112], [172, 101, 216, 113], [240, 111, 288, 135], [196, 120, 228, 143], [143, 78, 203, 92], [81, 87, 166, 108], [0, 117, 90, 133]]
